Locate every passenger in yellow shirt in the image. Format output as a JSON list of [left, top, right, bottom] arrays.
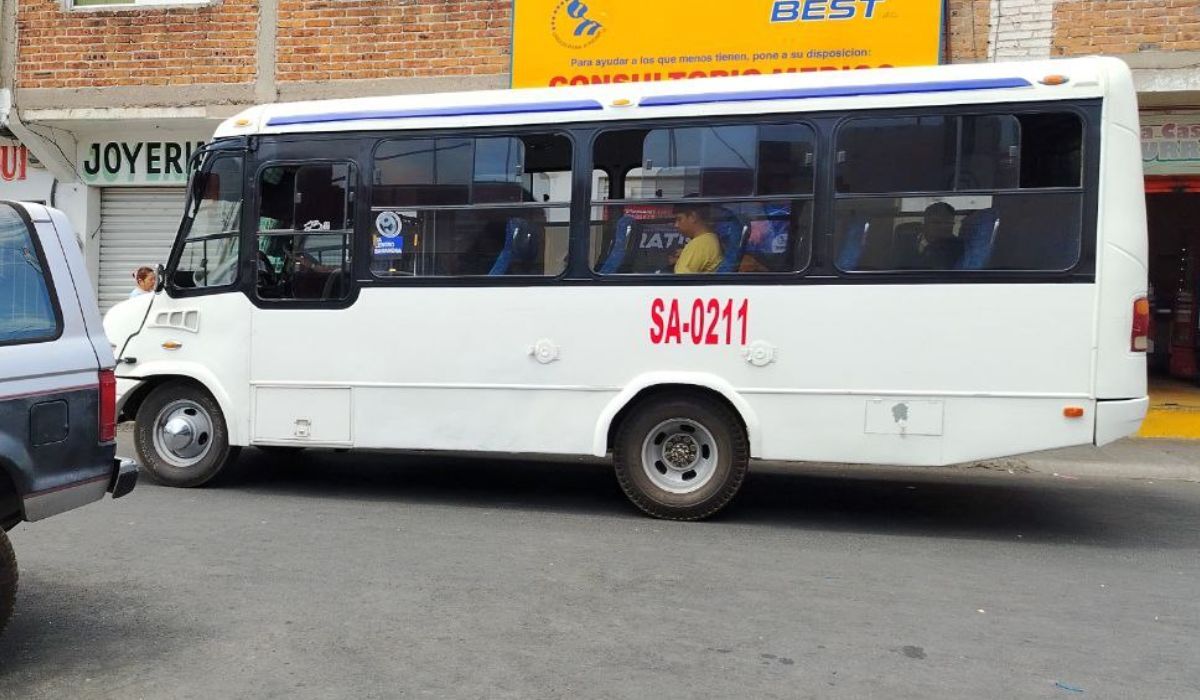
[[671, 202, 723, 274]]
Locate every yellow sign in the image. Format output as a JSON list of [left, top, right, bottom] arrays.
[[512, 0, 944, 88]]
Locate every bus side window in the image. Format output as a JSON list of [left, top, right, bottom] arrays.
[[369, 133, 572, 278], [833, 112, 1084, 273], [590, 122, 815, 275], [255, 162, 355, 301]]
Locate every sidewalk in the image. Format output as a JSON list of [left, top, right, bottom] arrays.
[[1138, 377, 1200, 440], [982, 438, 1200, 482]]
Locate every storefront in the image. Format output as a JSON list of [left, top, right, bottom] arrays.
[[78, 134, 207, 311], [0, 136, 56, 206], [3, 99, 214, 313], [1141, 112, 1200, 385]]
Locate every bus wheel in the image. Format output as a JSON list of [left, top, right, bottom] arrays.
[[613, 393, 749, 521], [0, 529, 16, 636], [135, 381, 240, 488]]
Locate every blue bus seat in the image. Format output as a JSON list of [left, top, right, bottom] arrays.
[[598, 215, 638, 274], [489, 217, 539, 276], [714, 212, 750, 273], [955, 209, 1000, 270], [836, 219, 871, 271]]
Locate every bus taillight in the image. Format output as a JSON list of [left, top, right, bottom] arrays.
[[99, 369, 116, 443], [1131, 297, 1150, 352]]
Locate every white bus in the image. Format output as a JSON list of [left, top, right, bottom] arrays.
[[104, 57, 1149, 520]]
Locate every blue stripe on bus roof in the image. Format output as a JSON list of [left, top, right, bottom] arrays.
[[267, 99, 605, 127], [638, 77, 1034, 108]]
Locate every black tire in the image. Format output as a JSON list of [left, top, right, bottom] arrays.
[[613, 392, 749, 521], [135, 380, 240, 488], [0, 529, 16, 637]]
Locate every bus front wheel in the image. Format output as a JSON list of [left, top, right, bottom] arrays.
[[135, 381, 240, 488], [613, 393, 749, 521]]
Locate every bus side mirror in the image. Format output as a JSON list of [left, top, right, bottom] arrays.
[[155, 263, 166, 292]]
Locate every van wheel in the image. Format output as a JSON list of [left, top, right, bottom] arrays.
[[613, 393, 749, 521], [135, 381, 240, 488], [0, 529, 16, 636]]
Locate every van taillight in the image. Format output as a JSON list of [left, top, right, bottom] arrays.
[[1131, 297, 1150, 352], [99, 369, 116, 442]]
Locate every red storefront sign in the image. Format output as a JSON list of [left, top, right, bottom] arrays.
[[1, 143, 28, 182]]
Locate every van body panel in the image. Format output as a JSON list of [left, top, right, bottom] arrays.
[[0, 202, 132, 524]]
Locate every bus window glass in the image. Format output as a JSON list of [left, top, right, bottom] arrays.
[[473, 138, 524, 204], [1018, 113, 1083, 188], [374, 138, 471, 206], [370, 133, 571, 278], [173, 155, 242, 289], [628, 126, 756, 199], [591, 122, 814, 275], [836, 116, 954, 194], [256, 162, 354, 301], [958, 115, 1021, 190], [757, 124, 816, 196], [833, 112, 1085, 273]]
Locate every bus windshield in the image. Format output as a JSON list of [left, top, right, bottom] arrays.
[[170, 147, 244, 290]]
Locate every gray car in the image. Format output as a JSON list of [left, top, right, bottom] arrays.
[[0, 200, 137, 634]]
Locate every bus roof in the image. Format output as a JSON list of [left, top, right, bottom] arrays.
[[215, 57, 1129, 139]]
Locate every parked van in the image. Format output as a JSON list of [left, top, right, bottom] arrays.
[[0, 200, 137, 634]]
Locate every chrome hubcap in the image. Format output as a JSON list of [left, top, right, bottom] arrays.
[[152, 399, 214, 468], [641, 418, 719, 495]]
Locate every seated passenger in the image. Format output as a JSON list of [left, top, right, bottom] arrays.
[[671, 201, 723, 274], [903, 202, 962, 270]]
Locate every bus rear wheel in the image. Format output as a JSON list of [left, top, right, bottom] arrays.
[[0, 529, 16, 636], [613, 393, 749, 521], [135, 381, 240, 488]]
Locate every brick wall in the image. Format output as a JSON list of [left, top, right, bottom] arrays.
[[15, 0, 1200, 93], [946, 0, 991, 62], [1053, 0, 1200, 55], [275, 0, 511, 83], [15, 0, 258, 89]]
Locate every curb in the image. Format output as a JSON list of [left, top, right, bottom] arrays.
[[993, 439, 1200, 482], [1137, 406, 1200, 440]]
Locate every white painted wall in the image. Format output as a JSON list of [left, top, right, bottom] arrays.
[[989, 0, 1055, 61]]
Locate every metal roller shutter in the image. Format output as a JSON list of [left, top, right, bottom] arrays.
[[98, 187, 186, 313]]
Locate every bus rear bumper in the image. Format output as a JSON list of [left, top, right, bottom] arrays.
[[1095, 397, 1149, 446]]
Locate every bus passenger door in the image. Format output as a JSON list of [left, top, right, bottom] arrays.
[[247, 156, 357, 447]]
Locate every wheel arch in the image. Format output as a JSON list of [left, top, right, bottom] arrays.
[[119, 363, 244, 445], [592, 372, 760, 458], [0, 460, 23, 530]]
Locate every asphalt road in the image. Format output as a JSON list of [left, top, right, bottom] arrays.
[[1, 435, 1198, 699]]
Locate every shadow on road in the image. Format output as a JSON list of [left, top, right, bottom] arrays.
[[0, 571, 187, 684], [193, 448, 1200, 549]]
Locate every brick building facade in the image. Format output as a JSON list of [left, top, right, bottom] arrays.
[[0, 0, 1199, 317]]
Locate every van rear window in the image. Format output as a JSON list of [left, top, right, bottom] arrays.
[[0, 203, 59, 345]]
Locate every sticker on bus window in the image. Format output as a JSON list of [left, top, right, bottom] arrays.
[[376, 211, 402, 238], [373, 211, 405, 256], [650, 298, 749, 346]]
